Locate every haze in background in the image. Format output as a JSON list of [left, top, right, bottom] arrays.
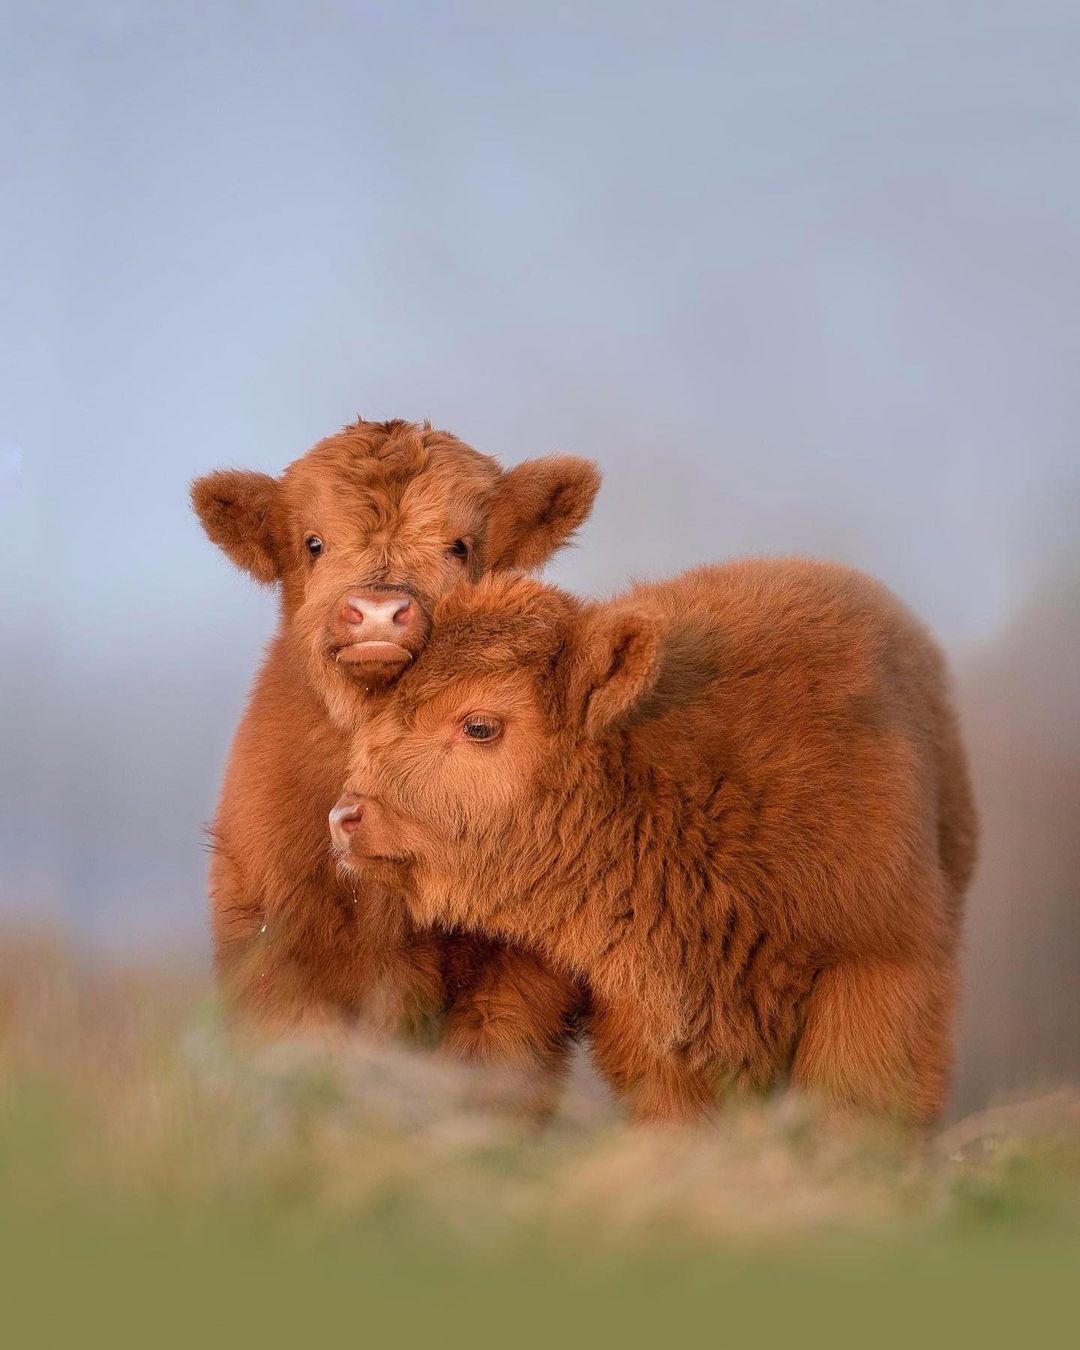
[[2, 2, 1077, 1111]]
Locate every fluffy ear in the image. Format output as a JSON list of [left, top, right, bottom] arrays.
[[485, 455, 601, 571], [190, 469, 281, 583], [569, 607, 664, 736]]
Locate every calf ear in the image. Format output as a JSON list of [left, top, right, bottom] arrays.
[[190, 469, 282, 583], [570, 607, 664, 736], [485, 455, 601, 571]]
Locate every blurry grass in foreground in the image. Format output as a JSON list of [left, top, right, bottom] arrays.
[[1, 931, 1078, 1346]]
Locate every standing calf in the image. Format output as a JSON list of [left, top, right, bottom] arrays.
[[192, 417, 597, 1090], [331, 560, 977, 1123]]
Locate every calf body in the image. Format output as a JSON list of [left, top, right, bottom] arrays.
[[192, 418, 597, 1085], [335, 560, 977, 1123]]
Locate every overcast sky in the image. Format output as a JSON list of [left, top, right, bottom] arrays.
[[2, 2, 1078, 954]]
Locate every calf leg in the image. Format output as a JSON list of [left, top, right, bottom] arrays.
[[790, 954, 955, 1124], [212, 854, 444, 1041], [206, 851, 335, 1036], [588, 995, 717, 1124], [441, 937, 583, 1119]]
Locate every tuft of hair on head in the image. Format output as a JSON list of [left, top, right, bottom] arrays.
[[434, 570, 574, 629], [420, 572, 577, 677]]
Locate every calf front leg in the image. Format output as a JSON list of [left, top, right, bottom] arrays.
[[440, 935, 583, 1119], [587, 995, 717, 1124], [211, 853, 443, 1041], [790, 954, 956, 1125]]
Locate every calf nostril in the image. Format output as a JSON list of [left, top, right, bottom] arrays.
[[340, 599, 363, 626], [329, 797, 364, 847], [392, 598, 412, 626]]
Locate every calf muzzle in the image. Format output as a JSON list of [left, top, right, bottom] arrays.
[[331, 588, 424, 672]]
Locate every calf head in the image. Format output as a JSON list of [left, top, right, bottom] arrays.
[[330, 573, 666, 925], [192, 419, 599, 725]]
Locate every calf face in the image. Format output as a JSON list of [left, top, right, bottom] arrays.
[[330, 574, 661, 913], [192, 420, 599, 725]]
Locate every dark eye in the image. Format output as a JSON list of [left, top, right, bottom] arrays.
[[461, 715, 502, 743], [306, 535, 324, 557], [449, 539, 469, 559]]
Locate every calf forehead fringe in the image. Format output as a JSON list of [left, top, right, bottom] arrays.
[[289, 417, 498, 494], [390, 575, 578, 694]]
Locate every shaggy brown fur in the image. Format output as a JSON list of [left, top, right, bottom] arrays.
[[191, 418, 597, 1087], [333, 559, 977, 1123]]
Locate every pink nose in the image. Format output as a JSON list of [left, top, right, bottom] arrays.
[[329, 794, 365, 850], [339, 591, 413, 628]]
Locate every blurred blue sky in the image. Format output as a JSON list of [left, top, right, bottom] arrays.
[[2, 2, 1078, 957]]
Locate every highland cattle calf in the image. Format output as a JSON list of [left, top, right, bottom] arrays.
[[192, 417, 597, 1095], [331, 560, 977, 1123]]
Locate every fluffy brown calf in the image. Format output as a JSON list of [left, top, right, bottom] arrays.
[[191, 417, 597, 1085], [332, 559, 977, 1123]]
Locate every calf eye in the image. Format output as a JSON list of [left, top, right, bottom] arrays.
[[306, 535, 324, 557], [449, 539, 469, 559], [461, 715, 503, 743]]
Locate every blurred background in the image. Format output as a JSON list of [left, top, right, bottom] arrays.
[[2, 1, 1077, 1115]]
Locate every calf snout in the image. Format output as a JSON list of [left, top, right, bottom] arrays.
[[329, 791, 403, 867], [329, 794, 365, 851], [332, 587, 428, 674], [339, 590, 414, 631]]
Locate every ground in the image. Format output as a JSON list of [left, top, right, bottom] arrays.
[[1, 931, 1078, 1345]]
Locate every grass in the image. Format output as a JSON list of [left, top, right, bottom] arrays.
[[1, 931, 1078, 1346]]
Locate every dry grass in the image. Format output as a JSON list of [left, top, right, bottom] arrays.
[[4, 930, 1080, 1346], [3, 928, 1078, 1266]]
